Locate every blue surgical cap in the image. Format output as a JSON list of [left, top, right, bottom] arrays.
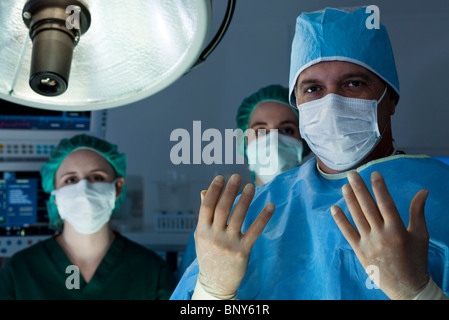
[[40, 134, 127, 231], [289, 6, 400, 107]]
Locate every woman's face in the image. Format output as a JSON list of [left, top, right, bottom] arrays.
[[246, 101, 301, 145], [54, 148, 119, 190]]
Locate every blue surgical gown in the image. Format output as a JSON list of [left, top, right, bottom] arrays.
[[171, 154, 449, 300]]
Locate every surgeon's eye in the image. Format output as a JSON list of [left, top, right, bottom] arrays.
[[305, 86, 321, 94], [256, 130, 268, 137], [279, 127, 296, 136], [253, 127, 268, 137], [63, 176, 78, 185], [346, 80, 365, 88], [89, 175, 106, 183]]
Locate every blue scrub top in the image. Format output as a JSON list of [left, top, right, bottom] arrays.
[[171, 154, 449, 300]]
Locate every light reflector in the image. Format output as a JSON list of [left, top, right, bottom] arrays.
[[0, 0, 211, 111]]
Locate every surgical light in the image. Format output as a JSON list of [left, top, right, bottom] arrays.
[[0, 0, 235, 111]]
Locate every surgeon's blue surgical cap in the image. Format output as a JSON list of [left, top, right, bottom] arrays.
[[40, 134, 127, 231], [289, 6, 400, 107]]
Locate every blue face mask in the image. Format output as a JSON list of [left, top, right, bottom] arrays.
[[246, 131, 304, 184], [298, 86, 387, 171]]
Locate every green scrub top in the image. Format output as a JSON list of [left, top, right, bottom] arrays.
[[0, 233, 176, 300]]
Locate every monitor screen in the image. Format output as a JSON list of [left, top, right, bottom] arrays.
[[0, 100, 93, 131], [0, 171, 52, 236], [0, 99, 106, 164]]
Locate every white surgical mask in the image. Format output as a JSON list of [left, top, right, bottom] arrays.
[[247, 131, 304, 184], [298, 87, 387, 171], [52, 179, 117, 234]]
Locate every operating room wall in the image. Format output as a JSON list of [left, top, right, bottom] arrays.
[[104, 0, 449, 226]]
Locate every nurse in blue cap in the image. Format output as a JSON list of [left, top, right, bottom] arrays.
[[171, 6, 449, 300]]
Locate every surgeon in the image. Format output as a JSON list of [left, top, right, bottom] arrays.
[[0, 134, 176, 299], [171, 6, 449, 300], [177, 84, 312, 279], [236, 84, 312, 186]]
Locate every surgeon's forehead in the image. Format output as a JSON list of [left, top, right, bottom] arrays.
[[55, 148, 115, 179], [297, 61, 381, 87]]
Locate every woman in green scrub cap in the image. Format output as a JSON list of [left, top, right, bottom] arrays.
[[236, 84, 312, 186], [0, 134, 176, 300]]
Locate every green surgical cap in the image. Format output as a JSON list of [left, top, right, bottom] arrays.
[[236, 84, 298, 131], [40, 134, 127, 231]]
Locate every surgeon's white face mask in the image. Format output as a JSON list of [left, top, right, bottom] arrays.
[[298, 87, 388, 171], [51, 179, 117, 235], [246, 131, 304, 184]]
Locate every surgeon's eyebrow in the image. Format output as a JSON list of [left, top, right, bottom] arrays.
[[57, 171, 77, 179], [249, 121, 268, 128], [250, 120, 298, 128], [279, 120, 298, 126], [297, 71, 377, 92], [58, 168, 109, 180], [338, 71, 376, 83]]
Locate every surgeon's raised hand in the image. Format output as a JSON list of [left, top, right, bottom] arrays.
[[331, 171, 430, 300], [194, 174, 275, 299]]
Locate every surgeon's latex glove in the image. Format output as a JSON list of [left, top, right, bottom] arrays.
[[193, 174, 275, 300], [331, 171, 432, 300]]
